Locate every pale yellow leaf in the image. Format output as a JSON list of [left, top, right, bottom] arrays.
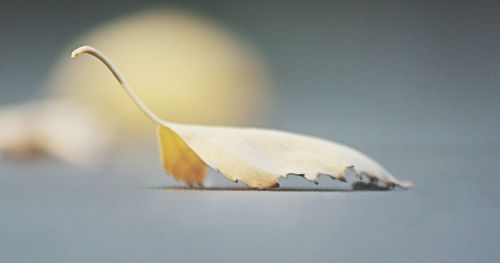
[[72, 46, 412, 190]]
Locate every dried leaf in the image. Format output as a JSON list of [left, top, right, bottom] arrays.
[[72, 46, 412, 189]]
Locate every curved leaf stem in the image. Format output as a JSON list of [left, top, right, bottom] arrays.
[[71, 45, 166, 126]]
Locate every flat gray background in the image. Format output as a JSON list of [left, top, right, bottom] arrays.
[[1, 1, 499, 262]]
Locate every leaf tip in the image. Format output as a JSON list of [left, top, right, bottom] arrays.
[[398, 181, 413, 189], [70, 46, 94, 59]]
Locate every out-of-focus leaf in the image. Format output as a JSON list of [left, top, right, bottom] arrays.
[[0, 99, 111, 166]]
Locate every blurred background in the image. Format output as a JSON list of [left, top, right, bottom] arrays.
[[1, 0, 499, 262]]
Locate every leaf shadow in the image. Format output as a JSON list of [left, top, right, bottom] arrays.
[[148, 182, 391, 193]]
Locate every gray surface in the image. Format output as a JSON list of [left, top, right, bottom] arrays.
[[1, 141, 499, 263], [1, 0, 499, 262]]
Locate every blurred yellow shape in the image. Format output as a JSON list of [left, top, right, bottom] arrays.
[[49, 8, 273, 135]]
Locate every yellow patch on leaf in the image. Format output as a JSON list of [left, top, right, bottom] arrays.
[[157, 126, 207, 184]]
